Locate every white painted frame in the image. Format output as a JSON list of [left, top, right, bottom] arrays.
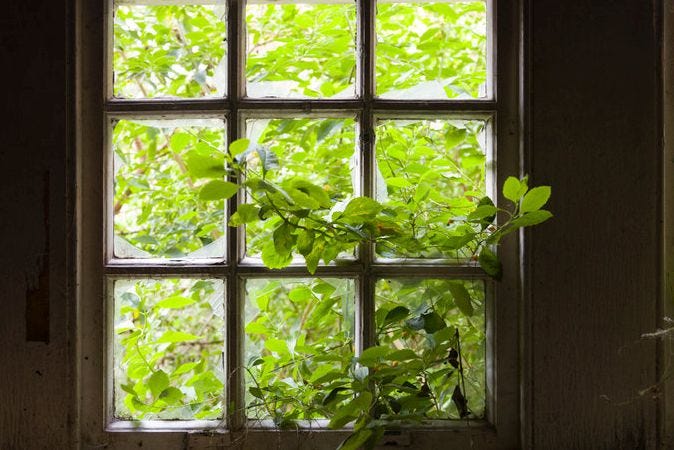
[[76, 0, 523, 447]]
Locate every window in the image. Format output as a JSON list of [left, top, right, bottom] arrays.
[[77, 0, 522, 447]]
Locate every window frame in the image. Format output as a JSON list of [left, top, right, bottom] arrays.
[[76, 0, 524, 447]]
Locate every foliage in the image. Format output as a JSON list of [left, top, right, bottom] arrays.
[[111, 3, 551, 449], [113, 119, 226, 258], [114, 278, 225, 419]]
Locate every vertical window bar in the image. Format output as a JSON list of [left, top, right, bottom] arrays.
[[357, 0, 376, 354], [226, 0, 245, 431]]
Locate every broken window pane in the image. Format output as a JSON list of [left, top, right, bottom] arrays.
[[112, 119, 226, 260], [376, 1, 487, 99], [374, 119, 487, 259], [113, 278, 225, 420], [375, 278, 485, 419], [246, 2, 357, 98], [244, 278, 356, 422], [243, 118, 357, 262], [113, 2, 227, 98]]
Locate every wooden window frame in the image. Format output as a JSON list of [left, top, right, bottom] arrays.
[[75, 0, 524, 447]]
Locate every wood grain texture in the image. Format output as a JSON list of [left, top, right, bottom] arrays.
[[0, 1, 70, 448], [527, 1, 661, 448]]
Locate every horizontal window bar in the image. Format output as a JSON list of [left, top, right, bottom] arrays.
[[115, 0, 473, 6], [104, 263, 487, 277], [105, 98, 497, 114], [105, 99, 228, 114]]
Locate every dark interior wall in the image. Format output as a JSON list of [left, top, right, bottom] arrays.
[[528, 1, 661, 448], [0, 1, 71, 449], [0, 0, 664, 449]]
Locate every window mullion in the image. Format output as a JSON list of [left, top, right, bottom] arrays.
[[357, 0, 376, 354], [226, 0, 246, 431]]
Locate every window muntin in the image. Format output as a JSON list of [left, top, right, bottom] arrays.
[[99, 0, 509, 440]]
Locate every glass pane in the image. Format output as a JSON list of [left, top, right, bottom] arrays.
[[244, 118, 357, 261], [113, 119, 226, 260], [246, 2, 357, 98], [244, 278, 356, 422], [113, 3, 227, 98], [374, 119, 487, 259], [376, 1, 487, 99], [375, 278, 485, 419], [113, 278, 225, 420]]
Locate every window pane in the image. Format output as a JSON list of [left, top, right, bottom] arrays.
[[375, 278, 485, 419], [374, 119, 487, 259], [244, 278, 356, 422], [113, 278, 225, 420], [112, 119, 226, 260], [244, 118, 357, 262], [113, 3, 227, 98], [246, 2, 357, 98], [376, 1, 487, 99]]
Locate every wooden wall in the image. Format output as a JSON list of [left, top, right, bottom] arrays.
[[0, 2, 72, 449], [0, 0, 666, 448], [526, 1, 661, 448]]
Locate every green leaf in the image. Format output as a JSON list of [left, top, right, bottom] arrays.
[[386, 176, 412, 188], [388, 349, 419, 361], [337, 429, 374, 450], [261, 240, 293, 269], [288, 286, 312, 302], [384, 306, 410, 324], [155, 295, 195, 309], [305, 238, 325, 274], [273, 222, 295, 255], [187, 371, 223, 399], [503, 176, 527, 202], [468, 204, 497, 221], [359, 346, 391, 365], [173, 362, 198, 376], [184, 151, 225, 179], [229, 138, 250, 157], [475, 196, 497, 230], [329, 392, 373, 429], [296, 229, 315, 256], [169, 133, 191, 152], [520, 186, 551, 213], [291, 180, 331, 209], [448, 283, 474, 317], [156, 331, 200, 344], [264, 338, 290, 355], [479, 247, 502, 281], [249, 386, 265, 399], [199, 180, 239, 201], [148, 370, 169, 398], [229, 204, 260, 226], [286, 187, 320, 209], [255, 146, 279, 175], [338, 197, 382, 224], [158, 387, 183, 405], [121, 383, 137, 396], [421, 311, 446, 334], [322, 386, 349, 405], [511, 209, 553, 228]]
